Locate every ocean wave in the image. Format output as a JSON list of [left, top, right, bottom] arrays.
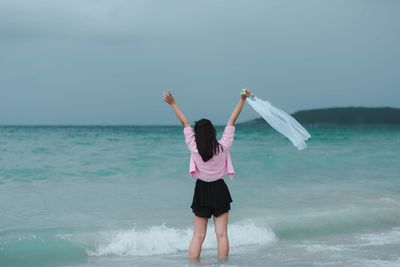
[[89, 220, 277, 256], [0, 232, 87, 267], [360, 258, 400, 267], [378, 197, 400, 206], [356, 227, 400, 246], [268, 205, 400, 239]]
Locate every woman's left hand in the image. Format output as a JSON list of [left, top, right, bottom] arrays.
[[241, 88, 253, 99]]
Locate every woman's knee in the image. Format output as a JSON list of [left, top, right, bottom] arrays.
[[193, 231, 206, 242], [215, 229, 227, 240]]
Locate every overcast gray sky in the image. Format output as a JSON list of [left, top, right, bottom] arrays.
[[0, 0, 399, 125]]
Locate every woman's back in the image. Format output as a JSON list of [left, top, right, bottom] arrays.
[[184, 125, 235, 181]]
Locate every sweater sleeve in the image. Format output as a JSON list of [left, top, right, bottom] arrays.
[[183, 127, 197, 152], [219, 125, 235, 149]]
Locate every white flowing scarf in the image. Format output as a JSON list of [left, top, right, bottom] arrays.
[[242, 90, 311, 150]]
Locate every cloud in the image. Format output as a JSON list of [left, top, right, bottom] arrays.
[[0, 0, 280, 44], [0, 0, 399, 124], [0, 0, 149, 43]]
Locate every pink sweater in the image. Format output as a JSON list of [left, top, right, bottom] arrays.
[[183, 126, 235, 181]]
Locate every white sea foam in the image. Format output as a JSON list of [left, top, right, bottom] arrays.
[[302, 243, 347, 253], [361, 258, 400, 267], [357, 227, 400, 246], [90, 220, 277, 256], [378, 197, 400, 206]]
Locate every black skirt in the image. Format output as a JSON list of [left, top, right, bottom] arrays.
[[191, 178, 233, 218]]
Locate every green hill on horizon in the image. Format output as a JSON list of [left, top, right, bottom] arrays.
[[241, 107, 400, 125]]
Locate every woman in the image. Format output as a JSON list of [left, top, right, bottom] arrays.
[[163, 89, 252, 260]]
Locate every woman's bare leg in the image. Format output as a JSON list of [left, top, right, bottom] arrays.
[[213, 211, 229, 259], [188, 215, 208, 260]]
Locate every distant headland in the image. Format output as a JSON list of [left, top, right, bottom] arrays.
[[241, 107, 400, 125]]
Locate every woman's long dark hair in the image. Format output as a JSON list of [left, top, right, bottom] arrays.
[[194, 119, 223, 162]]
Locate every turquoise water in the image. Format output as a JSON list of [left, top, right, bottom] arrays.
[[0, 125, 399, 267]]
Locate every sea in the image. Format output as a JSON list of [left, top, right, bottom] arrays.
[[0, 125, 399, 267]]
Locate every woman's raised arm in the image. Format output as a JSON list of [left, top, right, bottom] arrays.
[[227, 88, 252, 126], [163, 90, 191, 128]]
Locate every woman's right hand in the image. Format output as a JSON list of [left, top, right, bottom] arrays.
[[163, 90, 176, 105]]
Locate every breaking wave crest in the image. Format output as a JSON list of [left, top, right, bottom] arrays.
[[90, 220, 277, 256]]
